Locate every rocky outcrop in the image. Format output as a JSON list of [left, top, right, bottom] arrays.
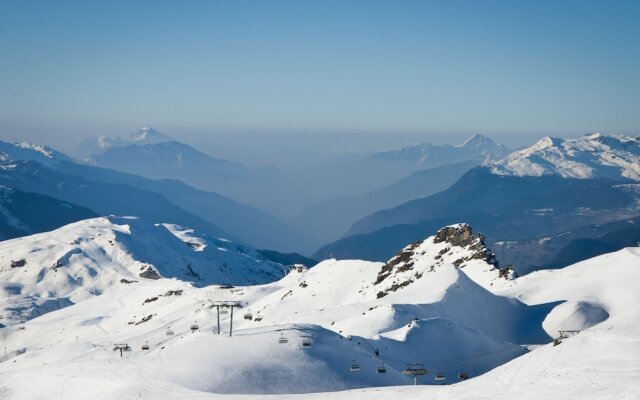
[[433, 224, 498, 266], [139, 265, 161, 280], [374, 224, 500, 297]]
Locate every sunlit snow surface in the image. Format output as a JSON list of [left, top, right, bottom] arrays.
[[490, 133, 640, 181], [0, 220, 638, 399]]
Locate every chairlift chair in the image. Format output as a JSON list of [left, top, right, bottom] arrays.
[[191, 321, 199, 332], [435, 372, 446, 382], [141, 342, 149, 351], [377, 362, 387, 374], [458, 371, 470, 381], [220, 307, 229, 315], [244, 311, 253, 320], [278, 333, 288, 344], [301, 336, 312, 348], [350, 360, 361, 372], [166, 327, 174, 336]]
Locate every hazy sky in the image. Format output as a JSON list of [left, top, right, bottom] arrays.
[[1, 0, 638, 150]]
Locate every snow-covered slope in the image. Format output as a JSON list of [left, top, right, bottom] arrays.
[[0, 223, 637, 399], [0, 223, 551, 395], [0, 139, 70, 167], [490, 133, 640, 181], [0, 216, 284, 326]]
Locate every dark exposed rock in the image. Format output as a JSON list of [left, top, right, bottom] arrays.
[[120, 278, 137, 284], [498, 265, 518, 279], [435, 224, 498, 266], [51, 259, 63, 271], [10, 259, 27, 268], [164, 290, 183, 296], [139, 266, 161, 280], [134, 314, 154, 325], [375, 242, 420, 285], [143, 297, 158, 304], [374, 223, 500, 297]]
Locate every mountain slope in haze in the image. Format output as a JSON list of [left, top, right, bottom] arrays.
[[536, 216, 640, 269], [84, 129, 312, 216], [72, 126, 173, 158], [292, 134, 510, 201], [0, 216, 285, 326], [55, 160, 314, 253], [352, 133, 639, 237], [0, 159, 229, 239], [0, 185, 97, 240], [316, 134, 640, 270], [370, 133, 510, 168], [292, 159, 479, 246], [0, 138, 313, 253]]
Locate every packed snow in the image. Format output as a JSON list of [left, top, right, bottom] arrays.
[[0, 221, 638, 399]]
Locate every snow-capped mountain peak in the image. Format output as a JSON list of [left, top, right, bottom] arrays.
[[489, 133, 640, 181], [0, 139, 69, 166], [74, 127, 173, 158], [128, 126, 173, 144], [457, 133, 496, 148]]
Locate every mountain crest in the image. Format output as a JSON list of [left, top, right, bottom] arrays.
[[128, 126, 172, 143], [490, 133, 640, 181], [458, 133, 494, 148], [374, 224, 499, 298]]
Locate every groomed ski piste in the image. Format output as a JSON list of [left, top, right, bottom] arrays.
[[0, 218, 638, 399]]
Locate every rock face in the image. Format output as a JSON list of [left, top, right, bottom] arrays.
[[373, 224, 502, 298], [433, 224, 498, 265]]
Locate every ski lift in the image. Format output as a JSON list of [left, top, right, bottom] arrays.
[[377, 362, 387, 374], [244, 311, 253, 320], [191, 321, 199, 332], [278, 333, 288, 344], [220, 307, 229, 315], [458, 371, 470, 381], [301, 336, 312, 348], [435, 372, 446, 383], [141, 342, 149, 351], [166, 327, 174, 336], [350, 360, 361, 372]]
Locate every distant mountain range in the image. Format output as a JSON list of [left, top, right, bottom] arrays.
[[82, 128, 312, 217], [290, 159, 480, 245], [315, 133, 640, 272], [291, 133, 510, 201], [0, 138, 313, 253], [288, 134, 510, 245], [370, 133, 510, 167], [72, 126, 173, 158]]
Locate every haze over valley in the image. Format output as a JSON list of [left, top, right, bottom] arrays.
[[1, 1, 638, 399]]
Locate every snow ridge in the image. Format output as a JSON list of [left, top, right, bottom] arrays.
[[489, 133, 640, 181]]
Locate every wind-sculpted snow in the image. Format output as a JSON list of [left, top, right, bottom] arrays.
[[0, 223, 637, 399]]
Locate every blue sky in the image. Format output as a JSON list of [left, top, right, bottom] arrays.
[[0, 0, 638, 145]]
